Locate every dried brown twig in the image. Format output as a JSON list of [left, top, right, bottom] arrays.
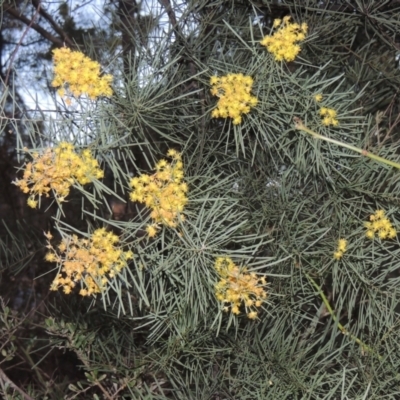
[[0, 367, 35, 400]]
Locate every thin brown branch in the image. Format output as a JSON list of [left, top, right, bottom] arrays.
[[4, 1, 41, 86], [0, 367, 35, 400], [3, 4, 73, 50], [157, 0, 207, 174], [31, 0, 74, 47], [158, 0, 177, 28]]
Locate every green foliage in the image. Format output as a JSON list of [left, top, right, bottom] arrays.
[[2, 0, 400, 398]]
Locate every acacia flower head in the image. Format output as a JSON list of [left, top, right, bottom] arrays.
[[146, 224, 159, 238], [260, 16, 308, 62], [333, 238, 347, 260], [46, 228, 133, 296], [210, 73, 258, 125], [320, 107, 339, 126], [51, 47, 113, 101], [13, 142, 104, 207], [314, 94, 323, 102], [365, 209, 396, 240], [129, 150, 188, 236], [214, 257, 267, 319]]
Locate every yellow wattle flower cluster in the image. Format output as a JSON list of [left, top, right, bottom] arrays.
[[314, 94, 323, 102], [260, 16, 308, 62], [214, 257, 267, 320], [129, 149, 188, 236], [320, 107, 339, 126], [51, 47, 113, 100], [210, 73, 258, 125], [46, 229, 133, 296], [365, 210, 396, 240], [333, 238, 347, 260], [13, 142, 103, 208]]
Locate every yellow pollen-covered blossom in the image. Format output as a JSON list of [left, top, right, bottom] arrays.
[[247, 311, 258, 320], [46, 228, 133, 296], [129, 150, 188, 235], [146, 224, 158, 238], [51, 47, 113, 101], [210, 73, 258, 125], [365, 209, 396, 240], [320, 107, 339, 126], [333, 238, 347, 260], [260, 16, 308, 62], [13, 142, 104, 207], [214, 257, 267, 319], [27, 197, 38, 208], [314, 94, 323, 102]]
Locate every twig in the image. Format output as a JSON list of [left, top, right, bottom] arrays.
[[31, 0, 74, 47], [0, 367, 35, 400], [157, 0, 206, 173], [294, 117, 400, 169], [158, 0, 177, 27], [46, 324, 114, 400], [72, 349, 113, 400], [3, 4, 69, 52], [4, 1, 41, 86], [66, 383, 94, 400], [305, 272, 382, 360], [16, 340, 49, 389], [375, 93, 400, 148]]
